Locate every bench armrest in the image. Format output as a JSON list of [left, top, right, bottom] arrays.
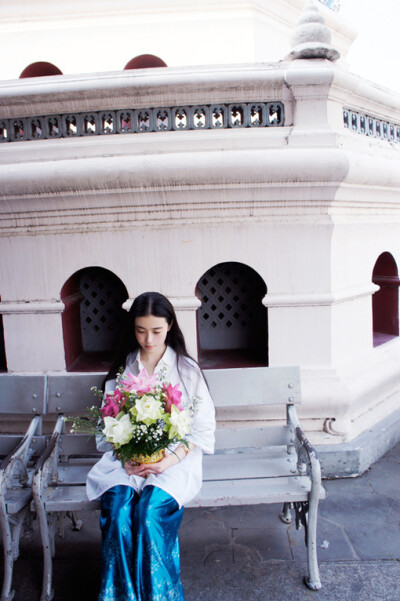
[[32, 415, 64, 503], [0, 415, 42, 489], [287, 404, 322, 493]]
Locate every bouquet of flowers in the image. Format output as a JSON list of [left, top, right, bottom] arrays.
[[66, 368, 193, 466]]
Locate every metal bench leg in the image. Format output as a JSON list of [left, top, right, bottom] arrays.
[[66, 511, 83, 531], [37, 508, 56, 601], [0, 506, 29, 601], [279, 502, 292, 525], [304, 494, 321, 591], [38, 507, 56, 601], [0, 503, 16, 601], [33, 473, 55, 601]]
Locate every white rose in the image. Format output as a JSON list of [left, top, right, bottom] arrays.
[[169, 406, 191, 438], [135, 395, 163, 423], [103, 414, 135, 446]]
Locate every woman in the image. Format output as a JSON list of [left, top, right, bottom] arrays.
[[86, 292, 216, 601]]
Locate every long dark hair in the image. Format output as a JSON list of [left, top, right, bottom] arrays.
[[104, 291, 192, 385]]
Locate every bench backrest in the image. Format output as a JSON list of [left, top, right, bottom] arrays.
[[203, 366, 301, 407], [0, 375, 47, 415], [0, 367, 301, 415], [46, 373, 105, 414], [1, 367, 301, 460], [0, 374, 48, 459]]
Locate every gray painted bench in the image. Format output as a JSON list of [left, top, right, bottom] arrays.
[[3, 367, 325, 601]]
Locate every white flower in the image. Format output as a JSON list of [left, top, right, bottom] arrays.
[[134, 394, 163, 423], [169, 405, 191, 438], [102, 414, 135, 446]]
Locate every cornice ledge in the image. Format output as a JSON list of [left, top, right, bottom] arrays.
[[0, 300, 64, 314], [0, 65, 288, 119], [263, 283, 379, 307], [0, 147, 350, 197], [123, 296, 200, 312], [331, 64, 400, 123]]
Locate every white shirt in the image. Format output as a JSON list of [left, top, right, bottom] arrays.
[[86, 346, 216, 507]]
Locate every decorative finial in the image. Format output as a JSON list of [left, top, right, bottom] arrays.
[[286, 1, 340, 61]]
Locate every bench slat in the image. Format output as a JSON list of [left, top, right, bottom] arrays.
[[0, 435, 46, 459], [54, 448, 298, 485], [188, 477, 324, 507], [58, 426, 294, 457], [204, 448, 298, 480], [58, 435, 99, 456], [42, 486, 101, 512], [42, 476, 324, 512], [215, 425, 293, 449], [5, 488, 32, 514], [57, 462, 99, 484], [45, 368, 301, 413], [204, 366, 301, 407]]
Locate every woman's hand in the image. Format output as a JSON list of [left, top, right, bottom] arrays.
[[123, 444, 195, 477], [124, 454, 177, 478]]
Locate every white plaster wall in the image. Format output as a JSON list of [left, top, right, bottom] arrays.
[[268, 305, 333, 366], [3, 312, 65, 372], [0, 0, 355, 80], [0, 218, 334, 372]]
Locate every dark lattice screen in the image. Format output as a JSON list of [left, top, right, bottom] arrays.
[[79, 269, 127, 352], [196, 262, 268, 359]]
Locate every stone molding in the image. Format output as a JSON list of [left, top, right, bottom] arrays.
[[0, 66, 291, 119], [263, 283, 379, 308], [0, 301, 64, 314], [0, 286, 376, 316], [122, 297, 201, 312], [0, 145, 350, 196]]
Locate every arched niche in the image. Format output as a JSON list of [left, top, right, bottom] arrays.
[[61, 267, 128, 371], [19, 62, 63, 78], [195, 262, 268, 369], [372, 252, 400, 347], [124, 54, 167, 70]]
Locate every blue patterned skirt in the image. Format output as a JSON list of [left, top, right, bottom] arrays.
[[98, 484, 184, 601]]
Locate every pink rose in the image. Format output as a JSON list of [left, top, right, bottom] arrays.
[[112, 388, 127, 407], [100, 397, 120, 418], [163, 382, 183, 413]]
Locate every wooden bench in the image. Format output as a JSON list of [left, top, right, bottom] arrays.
[[0, 375, 47, 601], [16, 366, 325, 601]]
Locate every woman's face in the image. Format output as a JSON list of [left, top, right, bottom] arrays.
[[134, 314, 171, 355]]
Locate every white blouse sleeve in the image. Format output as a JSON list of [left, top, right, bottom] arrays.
[[183, 361, 216, 455]]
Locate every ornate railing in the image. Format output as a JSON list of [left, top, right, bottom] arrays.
[[0, 101, 285, 144], [343, 108, 400, 144]]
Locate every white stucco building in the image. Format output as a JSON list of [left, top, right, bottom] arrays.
[[0, 0, 399, 475]]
